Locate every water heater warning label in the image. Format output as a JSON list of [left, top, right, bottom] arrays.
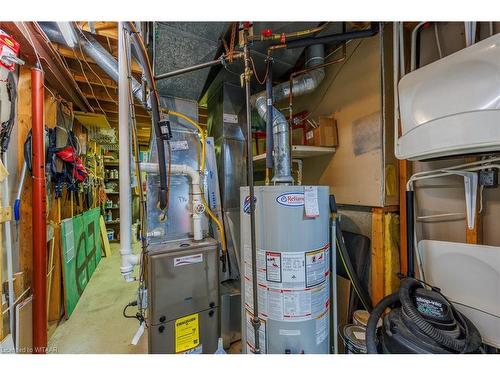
[[305, 245, 329, 288], [244, 244, 330, 322], [266, 252, 282, 283]]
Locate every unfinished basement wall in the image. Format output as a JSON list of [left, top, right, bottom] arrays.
[[290, 24, 399, 301], [412, 22, 500, 247], [296, 27, 397, 208]]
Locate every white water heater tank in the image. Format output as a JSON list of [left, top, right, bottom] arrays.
[[397, 33, 500, 160], [240, 185, 330, 354]]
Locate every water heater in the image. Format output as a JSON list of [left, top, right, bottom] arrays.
[[240, 185, 330, 354]]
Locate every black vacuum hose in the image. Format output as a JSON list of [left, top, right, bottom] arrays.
[[399, 278, 481, 353], [366, 292, 399, 354], [366, 278, 482, 354]]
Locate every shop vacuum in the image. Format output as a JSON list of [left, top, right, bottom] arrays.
[[365, 192, 483, 354]]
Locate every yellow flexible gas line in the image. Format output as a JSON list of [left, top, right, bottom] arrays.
[[162, 109, 227, 254]]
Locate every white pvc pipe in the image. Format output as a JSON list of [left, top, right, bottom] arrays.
[[2, 153, 14, 340], [118, 23, 138, 282], [140, 162, 204, 240]]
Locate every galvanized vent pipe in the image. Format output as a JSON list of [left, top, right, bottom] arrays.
[[39, 22, 144, 103], [252, 44, 325, 184]]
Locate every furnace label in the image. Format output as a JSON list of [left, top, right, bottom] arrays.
[[175, 313, 200, 353], [174, 253, 203, 267]]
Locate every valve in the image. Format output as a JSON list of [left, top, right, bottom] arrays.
[[261, 29, 272, 38]]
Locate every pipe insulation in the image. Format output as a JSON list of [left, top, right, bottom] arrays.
[[39, 22, 144, 103], [140, 162, 203, 240], [252, 44, 325, 183]]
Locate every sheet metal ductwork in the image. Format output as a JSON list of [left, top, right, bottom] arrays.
[[252, 44, 325, 183], [39, 22, 144, 103]]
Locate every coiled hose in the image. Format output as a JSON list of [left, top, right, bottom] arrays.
[[366, 278, 482, 354], [399, 278, 480, 353]]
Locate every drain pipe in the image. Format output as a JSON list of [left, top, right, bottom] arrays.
[[31, 66, 47, 353], [252, 44, 326, 184], [140, 162, 204, 240], [118, 23, 138, 282], [39, 22, 144, 103]]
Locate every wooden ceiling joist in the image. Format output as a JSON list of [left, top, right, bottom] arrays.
[[54, 42, 142, 74]]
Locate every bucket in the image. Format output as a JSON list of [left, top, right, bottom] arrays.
[[107, 229, 115, 241], [339, 324, 367, 354], [353, 310, 383, 328]]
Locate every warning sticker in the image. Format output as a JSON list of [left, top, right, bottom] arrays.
[[266, 252, 282, 283], [175, 313, 200, 353], [245, 309, 267, 354], [281, 252, 306, 288], [305, 245, 329, 288], [315, 311, 329, 345]]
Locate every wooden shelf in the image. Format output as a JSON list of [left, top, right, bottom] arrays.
[[253, 145, 336, 168], [105, 220, 120, 224], [104, 160, 119, 167], [105, 191, 119, 195]]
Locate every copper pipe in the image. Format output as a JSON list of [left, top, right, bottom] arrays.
[[31, 67, 47, 354]]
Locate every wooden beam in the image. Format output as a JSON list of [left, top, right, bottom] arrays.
[[72, 73, 117, 90], [399, 159, 408, 275], [371, 207, 385, 305], [85, 99, 149, 117], [54, 43, 142, 74], [78, 22, 118, 40], [104, 112, 150, 122]]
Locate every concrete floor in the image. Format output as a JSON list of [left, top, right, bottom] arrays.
[[49, 244, 148, 354]]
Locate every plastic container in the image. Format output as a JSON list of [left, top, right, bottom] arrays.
[[214, 338, 226, 354], [353, 310, 382, 328], [339, 324, 367, 354], [107, 229, 115, 241]]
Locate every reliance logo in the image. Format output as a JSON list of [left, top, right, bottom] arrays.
[[276, 192, 305, 207]]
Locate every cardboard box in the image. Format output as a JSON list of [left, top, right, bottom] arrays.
[[306, 116, 338, 147]]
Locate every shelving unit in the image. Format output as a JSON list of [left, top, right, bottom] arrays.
[[103, 160, 120, 242], [253, 145, 336, 170]]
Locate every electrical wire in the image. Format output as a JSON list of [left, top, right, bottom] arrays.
[[72, 47, 106, 115], [250, 55, 269, 85], [126, 21, 171, 212], [75, 24, 119, 104]]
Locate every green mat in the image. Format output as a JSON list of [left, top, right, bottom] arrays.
[[61, 208, 103, 318]]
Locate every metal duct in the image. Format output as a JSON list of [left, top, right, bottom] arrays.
[[252, 44, 325, 183], [39, 22, 144, 103]]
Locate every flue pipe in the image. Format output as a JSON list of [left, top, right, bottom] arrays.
[[118, 23, 138, 282], [252, 44, 326, 183], [31, 67, 47, 353]]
